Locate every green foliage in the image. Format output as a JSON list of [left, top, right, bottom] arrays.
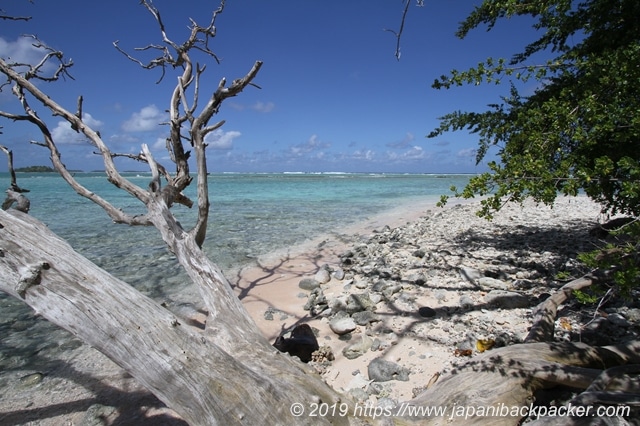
[[15, 165, 56, 172], [430, 0, 640, 219], [577, 220, 640, 299], [572, 289, 600, 305]]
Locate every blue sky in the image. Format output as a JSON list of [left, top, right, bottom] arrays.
[[1, 1, 542, 173]]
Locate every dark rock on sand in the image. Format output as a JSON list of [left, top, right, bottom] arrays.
[[273, 324, 319, 363], [368, 358, 410, 382]]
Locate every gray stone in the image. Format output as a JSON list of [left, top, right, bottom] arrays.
[[413, 249, 426, 258], [382, 285, 402, 299], [354, 280, 369, 289], [369, 293, 383, 304], [19, 372, 44, 388], [332, 268, 346, 280], [329, 317, 357, 335], [342, 334, 374, 359], [459, 295, 475, 309], [372, 280, 390, 292], [314, 268, 332, 284], [299, 278, 320, 291], [458, 266, 483, 283], [367, 358, 410, 382], [484, 290, 530, 309], [347, 387, 369, 402], [352, 310, 380, 326], [607, 313, 631, 327], [477, 277, 509, 291], [377, 397, 398, 410], [405, 273, 426, 286], [82, 404, 118, 426], [346, 293, 375, 313]]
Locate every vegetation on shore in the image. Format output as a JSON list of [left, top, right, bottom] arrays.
[[430, 0, 639, 301], [15, 165, 56, 172]]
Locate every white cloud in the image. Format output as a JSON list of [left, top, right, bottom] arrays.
[[251, 101, 275, 113], [352, 149, 375, 161], [122, 105, 164, 132], [386, 145, 426, 161], [456, 148, 477, 159], [51, 113, 104, 145], [205, 129, 241, 150], [387, 132, 415, 149], [289, 134, 330, 156], [0, 36, 53, 70], [152, 137, 168, 151]]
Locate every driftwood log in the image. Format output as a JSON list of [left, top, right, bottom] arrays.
[[407, 274, 640, 425], [1, 2, 639, 424]]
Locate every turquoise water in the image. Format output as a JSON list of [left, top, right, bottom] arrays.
[[8, 172, 471, 279], [0, 172, 471, 373]]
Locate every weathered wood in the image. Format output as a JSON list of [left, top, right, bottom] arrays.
[[0, 208, 353, 426], [525, 274, 598, 343], [408, 341, 640, 426]]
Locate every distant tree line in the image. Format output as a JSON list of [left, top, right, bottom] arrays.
[[15, 165, 56, 172]]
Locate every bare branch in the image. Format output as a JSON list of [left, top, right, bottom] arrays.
[[0, 144, 30, 213], [188, 60, 263, 247], [384, 0, 424, 60], [0, 58, 153, 225], [142, 144, 161, 194]]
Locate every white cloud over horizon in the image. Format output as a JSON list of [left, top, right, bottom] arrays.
[[51, 113, 104, 144], [121, 105, 165, 132], [205, 129, 241, 150]]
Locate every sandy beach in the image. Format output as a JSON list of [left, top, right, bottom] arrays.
[[2, 195, 630, 425], [235, 195, 615, 406]]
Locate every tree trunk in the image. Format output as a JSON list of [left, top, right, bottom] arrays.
[[408, 340, 640, 425], [0, 208, 353, 426]]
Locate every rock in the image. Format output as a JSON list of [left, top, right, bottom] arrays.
[[315, 268, 331, 284], [273, 324, 319, 363], [345, 372, 373, 391], [382, 285, 402, 299], [405, 273, 426, 286], [413, 249, 426, 258], [371, 280, 390, 292], [377, 397, 398, 410], [329, 317, 357, 335], [304, 287, 328, 315], [263, 306, 289, 321], [354, 280, 369, 290], [346, 293, 375, 313], [82, 404, 118, 426], [343, 334, 374, 359], [459, 295, 475, 309], [458, 266, 483, 283], [329, 297, 347, 314], [484, 290, 530, 309], [369, 293, 383, 304], [477, 277, 509, 291], [332, 268, 346, 280], [608, 313, 631, 327], [310, 345, 335, 374], [311, 345, 335, 363], [19, 372, 44, 388], [352, 310, 380, 326], [348, 387, 369, 402], [299, 278, 320, 291], [418, 306, 437, 318], [367, 358, 410, 382]]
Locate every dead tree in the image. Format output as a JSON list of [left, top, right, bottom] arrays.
[[0, 3, 352, 425], [1, 2, 639, 425]]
